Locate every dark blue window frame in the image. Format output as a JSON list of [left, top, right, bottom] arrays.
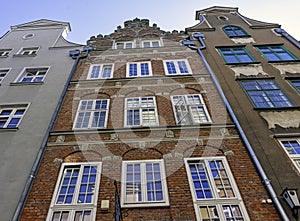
[[289, 79, 300, 94], [240, 79, 293, 108], [217, 47, 257, 64], [255, 45, 298, 62], [223, 25, 249, 38]]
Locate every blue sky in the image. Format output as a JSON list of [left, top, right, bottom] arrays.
[[1, 0, 299, 44]]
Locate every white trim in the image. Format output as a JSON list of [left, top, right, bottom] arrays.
[[0, 103, 29, 129], [121, 159, 169, 208], [0, 68, 11, 83], [16, 46, 40, 55], [141, 39, 162, 48], [124, 96, 159, 127], [46, 162, 102, 221], [184, 157, 250, 221], [126, 61, 152, 77], [73, 99, 110, 130], [170, 94, 211, 125], [14, 66, 50, 83], [87, 64, 114, 79], [163, 59, 192, 75], [113, 40, 136, 49], [0, 48, 13, 57], [278, 138, 300, 173]]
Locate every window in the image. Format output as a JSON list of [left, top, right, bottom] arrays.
[[73, 99, 109, 129], [255, 45, 298, 62], [185, 157, 249, 221], [87, 64, 113, 79], [0, 49, 12, 57], [163, 59, 192, 75], [142, 40, 161, 48], [114, 41, 134, 49], [217, 47, 256, 64], [223, 25, 249, 38], [171, 94, 211, 125], [47, 162, 101, 221], [240, 79, 293, 108], [0, 104, 28, 129], [0, 69, 10, 83], [278, 139, 300, 173], [15, 67, 49, 83], [125, 97, 158, 127], [289, 79, 300, 93], [126, 62, 152, 77], [121, 159, 169, 207], [18, 47, 39, 55]]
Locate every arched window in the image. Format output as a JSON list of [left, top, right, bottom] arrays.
[[223, 25, 249, 37]]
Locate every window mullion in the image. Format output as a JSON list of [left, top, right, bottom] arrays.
[[73, 166, 83, 205], [205, 161, 218, 199], [141, 163, 147, 203]]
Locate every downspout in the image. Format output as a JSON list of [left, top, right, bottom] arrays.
[[12, 46, 93, 221], [275, 28, 300, 50], [183, 34, 289, 221]]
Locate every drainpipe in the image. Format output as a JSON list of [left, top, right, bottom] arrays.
[[183, 34, 289, 221], [275, 28, 300, 50], [12, 46, 93, 221]]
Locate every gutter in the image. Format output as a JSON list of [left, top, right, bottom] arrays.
[[183, 34, 289, 221], [12, 46, 93, 221], [275, 28, 300, 50]]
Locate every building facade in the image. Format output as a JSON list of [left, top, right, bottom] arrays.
[[0, 20, 82, 221], [186, 6, 300, 220], [20, 18, 281, 220]]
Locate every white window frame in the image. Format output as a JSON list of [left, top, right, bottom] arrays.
[[46, 162, 102, 221], [73, 99, 110, 130], [184, 157, 250, 221], [142, 39, 162, 48], [14, 66, 49, 83], [0, 49, 12, 57], [114, 40, 135, 49], [121, 159, 169, 208], [17, 47, 39, 55], [278, 138, 300, 173], [124, 96, 159, 127], [126, 61, 152, 77], [0, 68, 10, 83], [0, 104, 29, 129], [87, 64, 114, 79], [163, 59, 192, 75], [171, 94, 211, 125]]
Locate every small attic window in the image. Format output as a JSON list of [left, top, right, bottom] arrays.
[[218, 16, 228, 21], [23, 33, 35, 40]]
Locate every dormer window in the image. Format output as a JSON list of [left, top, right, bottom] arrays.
[[142, 40, 161, 48], [114, 41, 135, 49], [223, 25, 249, 38]]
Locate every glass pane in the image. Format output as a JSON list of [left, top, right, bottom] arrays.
[[90, 65, 101, 78], [200, 206, 220, 221]]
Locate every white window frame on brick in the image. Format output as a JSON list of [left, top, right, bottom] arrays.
[[124, 96, 159, 127], [0, 104, 29, 129], [14, 67, 49, 83], [278, 138, 300, 173], [171, 94, 211, 125], [17, 47, 39, 55], [87, 64, 114, 79], [0, 68, 10, 83], [73, 99, 109, 130], [126, 61, 152, 77], [142, 39, 161, 48], [0, 49, 12, 57], [46, 162, 102, 221], [121, 159, 169, 208], [114, 41, 135, 49], [163, 59, 192, 75], [184, 157, 250, 221]]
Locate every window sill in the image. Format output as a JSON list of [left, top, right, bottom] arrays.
[[267, 60, 300, 64], [13, 54, 37, 57], [227, 61, 260, 65], [0, 128, 18, 132], [254, 106, 300, 111], [10, 82, 44, 86], [121, 202, 170, 208]]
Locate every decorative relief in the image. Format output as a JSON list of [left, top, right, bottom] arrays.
[[55, 135, 65, 143], [230, 64, 268, 77], [271, 63, 300, 76], [260, 110, 300, 129], [110, 133, 119, 141], [231, 37, 255, 44], [165, 130, 174, 138]]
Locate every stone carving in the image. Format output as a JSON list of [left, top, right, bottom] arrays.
[[271, 63, 300, 76], [55, 135, 65, 143], [230, 64, 268, 77], [165, 130, 174, 138], [110, 133, 119, 141], [231, 37, 255, 44], [260, 110, 300, 129]]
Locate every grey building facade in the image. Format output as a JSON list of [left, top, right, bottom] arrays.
[[0, 19, 82, 221]]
